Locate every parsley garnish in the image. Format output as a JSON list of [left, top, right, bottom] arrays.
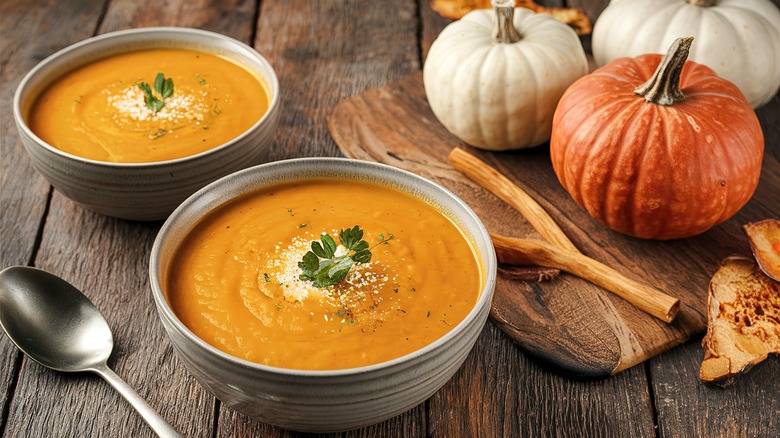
[[139, 72, 174, 113], [298, 226, 393, 288]]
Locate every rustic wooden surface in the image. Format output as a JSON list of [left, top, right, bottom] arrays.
[[1, 0, 778, 437]]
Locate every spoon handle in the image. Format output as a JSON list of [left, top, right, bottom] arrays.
[[92, 363, 181, 438]]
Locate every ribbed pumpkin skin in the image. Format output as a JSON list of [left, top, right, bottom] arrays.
[[423, 8, 587, 151], [550, 55, 764, 240], [591, 0, 780, 109]]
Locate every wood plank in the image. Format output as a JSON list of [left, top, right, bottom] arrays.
[[0, 0, 106, 434], [649, 340, 780, 438], [0, 0, 58, 267], [428, 322, 656, 437], [4, 205, 215, 437], [1, 0, 259, 436], [250, 0, 421, 163], [99, 0, 257, 43]]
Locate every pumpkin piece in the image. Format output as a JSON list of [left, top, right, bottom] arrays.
[[550, 37, 764, 240], [591, 0, 780, 109], [424, 0, 588, 151]]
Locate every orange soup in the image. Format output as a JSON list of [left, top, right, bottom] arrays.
[[166, 178, 484, 370], [28, 48, 270, 163]]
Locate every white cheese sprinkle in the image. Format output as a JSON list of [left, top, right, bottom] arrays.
[[104, 83, 213, 137], [259, 229, 399, 325]]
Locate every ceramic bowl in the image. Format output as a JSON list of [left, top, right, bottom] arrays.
[[149, 158, 497, 432], [13, 27, 280, 221]]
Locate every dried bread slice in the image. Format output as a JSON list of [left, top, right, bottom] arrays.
[[744, 219, 780, 281], [699, 256, 780, 386], [429, 0, 593, 35]]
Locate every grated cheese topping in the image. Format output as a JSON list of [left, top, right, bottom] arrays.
[[259, 230, 399, 326], [103, 82, 214, 138]]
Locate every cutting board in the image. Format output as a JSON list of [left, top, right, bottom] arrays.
[[327, 72, 778, 377]]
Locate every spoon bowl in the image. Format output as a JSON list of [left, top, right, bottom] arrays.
[[0, 266, 179, 437], [0, 266, 112, 371]]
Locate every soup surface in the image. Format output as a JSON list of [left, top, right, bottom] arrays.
[[28, 48, 269, 163], [166, 178, 483, 370]]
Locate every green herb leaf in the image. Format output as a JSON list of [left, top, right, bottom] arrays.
[[352, 249, 371, 263], [311, 233, 336, 259], [149, 99, 165, 113], [352, 240, 369, 253], [159, 74, 174, 99], [311, 241, 326, 258], [321, 234, 337, 257], [339, 226, 363, 250], [298, 251, 320, 280], [327, 256, 353, 283], [154, 73, 165, 95], [139, 72, 174, 113], [139, 82, 154, 101], [298, 226, 393, 288]]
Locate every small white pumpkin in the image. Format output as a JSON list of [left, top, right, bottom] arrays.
[[592, 0, 780, 109], [423, 0, 588, 151]]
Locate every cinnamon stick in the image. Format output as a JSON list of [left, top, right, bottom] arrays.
[[448, 147, 579, 253], [492, 234, 680, 323], [448, 147, 680, 323]]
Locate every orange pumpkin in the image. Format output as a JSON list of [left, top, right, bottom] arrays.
[[550, 37, 764, 240]]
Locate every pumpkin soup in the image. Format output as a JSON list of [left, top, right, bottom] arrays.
[[166, 178, 483, 370], [28, 48, 270, 163]]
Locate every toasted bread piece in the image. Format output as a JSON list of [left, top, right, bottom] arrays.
[[699, 256, 780, 386], [744, 219, 780, 281], [430, 0, 592, 35]]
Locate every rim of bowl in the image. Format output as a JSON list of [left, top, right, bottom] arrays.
[[150, 157, 497, 377], [12, 26, 281, 169]]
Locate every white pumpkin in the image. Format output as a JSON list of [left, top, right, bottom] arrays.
[[592, 0, 780, 109], [423, 0, 588, 151]]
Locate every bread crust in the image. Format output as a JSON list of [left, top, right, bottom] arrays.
[[429, 0, 593, 35], [699, 256, 780, 386], [744, 219, 780, 281]]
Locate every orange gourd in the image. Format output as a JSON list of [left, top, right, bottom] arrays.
[[550, 37, 764, 240]]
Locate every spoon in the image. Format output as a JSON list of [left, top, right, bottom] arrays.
[[0, 266, 180, 438]]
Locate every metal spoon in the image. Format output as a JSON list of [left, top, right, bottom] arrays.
[[0, 266, 180, 438]]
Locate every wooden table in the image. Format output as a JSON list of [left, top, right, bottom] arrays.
[[1, 1, 778, 436]]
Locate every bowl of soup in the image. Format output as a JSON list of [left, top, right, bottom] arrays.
[[13, 27, 280, 220], [149, 158, 497, 432]]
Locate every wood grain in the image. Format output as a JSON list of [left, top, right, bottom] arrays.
[[448, 147, 580, 253], [1, 0, 249, 436], [491, 234, 679, 323], [0, 0, 105, 435], [251, 0, 421, 163]]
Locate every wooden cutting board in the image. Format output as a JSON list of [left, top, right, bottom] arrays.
[[327, 72, 778, 377]]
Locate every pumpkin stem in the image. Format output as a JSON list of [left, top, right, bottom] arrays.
[[493, 0, 521, 44], [686, 0, 717, 6], [634, 36, 694, 106]]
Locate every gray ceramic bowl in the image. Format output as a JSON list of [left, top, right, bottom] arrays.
[[13, 27, 280, 221], [149, 158, 497, 432]]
